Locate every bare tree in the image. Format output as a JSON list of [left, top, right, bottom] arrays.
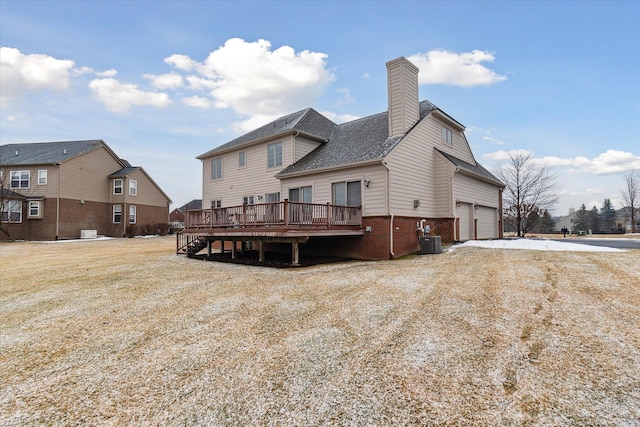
[[494, 151, 558, 237], [621, 169, 640, 233]]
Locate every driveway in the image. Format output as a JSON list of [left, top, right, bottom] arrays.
[[551, 237, 640, 250]]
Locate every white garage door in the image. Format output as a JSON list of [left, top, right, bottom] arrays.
[[477, 206, 498, 239], [458, 203, 474, 241]]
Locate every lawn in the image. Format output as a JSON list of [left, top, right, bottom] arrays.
[[1, 236, 639, 426]]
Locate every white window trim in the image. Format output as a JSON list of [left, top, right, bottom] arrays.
[[211, 158, 222, 180], [27, 200, 42, 218], [129, 180, 137, 196], [239, 151, 246, 168], [442, 126, 453, 145], [267, 141, 283, 168], [113, 179, 123, 195], [38, 170, 47, 185], [211, 199, 222, 208], [1, 200, 23, 223], [10, 170, 30, 189], [113, 205, 122, 223], [129, 205, 137, 224]]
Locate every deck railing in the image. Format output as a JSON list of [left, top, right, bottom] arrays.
[[184, 200, 362, 230]]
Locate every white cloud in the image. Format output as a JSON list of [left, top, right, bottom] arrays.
[[165, 38, 335, 118], [408, 49, 507, 87], [0, 47, 75, 106], [144, 72, 184, 90], [320, 110, 360, 124], [181, 95, 212, 108], [88, 78, 171, 113], [483, 149, 640, 175]]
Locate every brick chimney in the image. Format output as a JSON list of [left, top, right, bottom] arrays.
[[386, 57, 420, 137]]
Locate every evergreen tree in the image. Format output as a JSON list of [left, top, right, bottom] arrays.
[[538, 209, 556, 233], [600, 198, 616, 232], [589, 205, 600, 233], [574, 204, 590, 232]]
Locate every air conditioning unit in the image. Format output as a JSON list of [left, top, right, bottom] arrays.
[[419, 235, 442, 254], [80, 230, 97, 239]]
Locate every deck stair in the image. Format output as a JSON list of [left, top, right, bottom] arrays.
[[177, 233, 208, 257]]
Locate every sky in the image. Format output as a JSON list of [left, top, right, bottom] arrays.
[[1, 0, 639, 215]]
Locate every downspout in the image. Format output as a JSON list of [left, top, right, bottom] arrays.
[[382, 161, 394, 258], [452, 167, 458, 242], [56, 163, 60, 240]]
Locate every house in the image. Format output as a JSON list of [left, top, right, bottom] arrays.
[[170, 199, 202, 229], [182, 57, 504, 262], [0, 140, 172, 241]]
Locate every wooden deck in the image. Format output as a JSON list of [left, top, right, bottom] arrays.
[[178, 201, 364, 264]]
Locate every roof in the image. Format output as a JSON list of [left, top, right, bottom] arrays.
[[178, 199, 202, 212], [0, 140, 115, 166], [197, 108, 336, 159], [109, 167, 140, 177], [436, 149, 504, 187], [277, 101, 437, 176]]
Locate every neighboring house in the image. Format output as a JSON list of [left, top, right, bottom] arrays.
[[0, 140, 172, 241], [617, 206, 640, 233], [554, 208, 578, 233], [183, 57, 504, 262], [170, 199, 202, 229]]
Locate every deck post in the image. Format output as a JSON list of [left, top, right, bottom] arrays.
[[292, 241, 299, 266], [259, 241, 265, 262], [231, 239, 237, 259], [326, 202, 331, 226], [284, 199, 289, 226], [207, 240, 212, 257]]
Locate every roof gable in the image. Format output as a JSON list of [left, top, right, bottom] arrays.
[[0, 140, 120, 166], [278, 100, 437, 176], [197, 108, 336, 159]]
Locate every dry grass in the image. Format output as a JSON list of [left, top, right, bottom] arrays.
[[1, 236, 639, 426]]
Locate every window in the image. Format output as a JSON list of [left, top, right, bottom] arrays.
[[10, 171, 30, 189], [332, 181, 361, 206], [239, 151, 246, 168], [211, 199, 222, 208], [1, 201, 22, 223], [267, 142, 283, 168], [129, 205, 137, 224], [289, 186, 312, 203], [211, 158, 222, 179], [113, 205, 122, 223], [243, 195, 254, 205], [113, 179, 123, 194], [441, 126, 453, 145], [265, 192, 280, 203], [28, 201, 41, 218], [38, 170, 47, 185], [129, 180, 137, 196]]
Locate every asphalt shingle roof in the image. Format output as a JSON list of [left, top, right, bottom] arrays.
[[277, 100, 438, 176], [0, 140, 107, 166], [436, 149, 504, 187], [197, 108, 336, 159]]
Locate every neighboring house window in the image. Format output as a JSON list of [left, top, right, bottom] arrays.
[[239, 151, 246, 168], [441, 126, 453, 145], [129, 205, 137, 223], [28, 201, 41, 218], [10, 171, 30, 189], [211, 158, 222, 180], [113, 205, 122, 223], [332, 181, 362, 206], [1, 201, 22, 223], [114, 179, 123, 194], [129, 180, 137, 196], [265, 192, 280, 203], [211, 200, 222, 208], [38, 170, 47, 185], [289, 186, 312, 203], [243, 196, 254, 205], [267, 142, 283, 168]]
